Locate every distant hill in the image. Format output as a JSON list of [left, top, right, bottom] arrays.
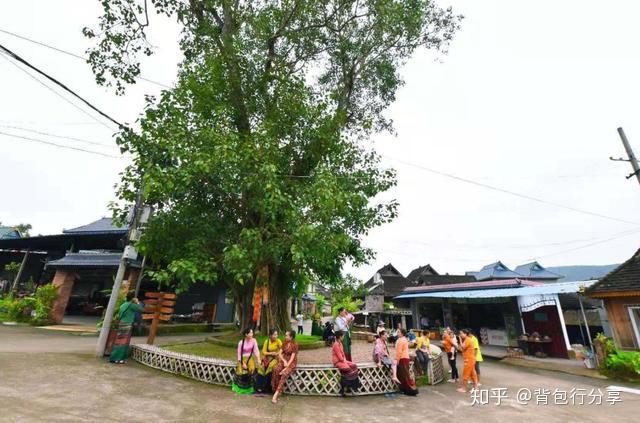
[[546, 264, 620, 282]]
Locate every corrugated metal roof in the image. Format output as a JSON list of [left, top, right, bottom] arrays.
[[63, 218, 127, 235], [395, 280, 596, 299], [472, 261, 523, 281], [402, 278, 542, 294], [46, 252, 140, 268]]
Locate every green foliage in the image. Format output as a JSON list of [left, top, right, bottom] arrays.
[[31, 284, 59, 325], [3, 261, 20, 282], [97, 287, 128, 329], [383, 302, 394, 310], [315, 294, 326, 316], [603, 349, 640, 380], [311, 319, 323, 336], [331, 295, 363, 316], [6, 296, 36, 322], [84, 0, 462, 327]]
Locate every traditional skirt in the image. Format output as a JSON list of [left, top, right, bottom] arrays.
[[397, 358, 419, 396], [232, 356, 256, 394], [343, 330, 352, 361], [336, 361, 360, 394], [255, 357, 278, 393], [109, 323, 132, 362], [271, 361, 296, 394]]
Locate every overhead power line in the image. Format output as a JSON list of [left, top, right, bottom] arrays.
[[385, 155, 640, 226], [0, 27, 172, 89], [0, 43, 123, 128], [0, 124, 117, 148], [0, 130, 120, 158], [0, 52, 115, 130]]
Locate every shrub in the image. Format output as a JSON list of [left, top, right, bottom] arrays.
[[31, 284, 59, 325], [604, 349, 640, 380], [7, 296, 36, 322]]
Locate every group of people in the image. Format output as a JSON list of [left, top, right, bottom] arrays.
[[233, 327, 299, 404], [442, 327, 483, 393]]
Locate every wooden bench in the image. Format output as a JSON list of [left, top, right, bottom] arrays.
[[131, 344, 445, 396]]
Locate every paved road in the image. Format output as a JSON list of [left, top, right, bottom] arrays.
[[0, 325, 638, 422]]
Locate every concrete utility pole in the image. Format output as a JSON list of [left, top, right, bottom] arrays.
[[94, 189, 146, 358], [611, 127, 640, 187]]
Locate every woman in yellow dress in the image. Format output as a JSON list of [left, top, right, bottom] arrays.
[[255, 329, 282, 394]]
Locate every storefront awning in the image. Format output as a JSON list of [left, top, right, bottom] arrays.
[[394, 280, 596, 300]]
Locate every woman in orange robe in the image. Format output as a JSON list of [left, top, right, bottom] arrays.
[[457, 328, 478, 393], [395, 328, 419, 396]]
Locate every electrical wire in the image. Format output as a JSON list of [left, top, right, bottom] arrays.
[[0, 44, 122, 128], [0, 130, 120, 158], [0, 124, 117, 148], [385, 155, 640, 226], [0, 51, 116, 130], [0, 27, 172, 89]]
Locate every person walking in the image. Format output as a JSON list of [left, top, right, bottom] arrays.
[[442, 329, 459, 383], [109, 293, 143, 364], [457, 329, 479, 393], [296, 312, 304, 335]]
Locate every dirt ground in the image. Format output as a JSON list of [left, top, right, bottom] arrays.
[[1, 325, 639, 423]]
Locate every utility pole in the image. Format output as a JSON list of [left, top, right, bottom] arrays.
[[94, 189, 146, 358], [611, 127, 640, 187]]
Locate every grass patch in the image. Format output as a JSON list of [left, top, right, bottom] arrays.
[[163, 341, 237, 360], [415, 375, 430, 387], [210, 333, 324, 350]]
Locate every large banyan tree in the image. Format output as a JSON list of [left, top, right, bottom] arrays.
[[86, 0, 461, 330]]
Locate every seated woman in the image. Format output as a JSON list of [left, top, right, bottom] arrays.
[[332, 330, 361, 395], [271, 330, 299, 404], [395, 328, 419, 396], [232, 328, 261, 394], [372, 330, 400, 384], [415, 330, 432, 375], [255, 329, 282, 395]]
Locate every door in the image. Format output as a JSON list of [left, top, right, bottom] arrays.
[[627, 306, 640, 349]]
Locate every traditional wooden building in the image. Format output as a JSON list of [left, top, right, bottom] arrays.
[[586, 248, 640, 350]]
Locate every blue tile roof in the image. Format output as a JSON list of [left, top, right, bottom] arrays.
[[514, 261, 563, 280], [0, 227, 21, 239], [472, 261, 522, 281]]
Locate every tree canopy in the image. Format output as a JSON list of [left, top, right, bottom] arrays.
[[85, 0, 461, 328]]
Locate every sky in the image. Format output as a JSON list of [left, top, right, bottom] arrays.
[[1, 1, 640, 282]]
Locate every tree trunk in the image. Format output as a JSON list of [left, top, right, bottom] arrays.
[[257, 265, 291, 333]]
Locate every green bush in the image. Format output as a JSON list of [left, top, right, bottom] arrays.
[[604, 349, 640, 380], [7, 296, 36, 322], [311, 319, 323, 336], [31, 284, 59, 325]]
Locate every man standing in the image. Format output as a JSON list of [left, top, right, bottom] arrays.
[[296, 312, 304, 335], [334, 307, 354, 361]]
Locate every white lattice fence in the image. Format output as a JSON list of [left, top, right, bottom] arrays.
[[131, 344, 444, 396]]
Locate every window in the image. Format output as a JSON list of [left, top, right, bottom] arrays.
[[628, 305, 640, 349]]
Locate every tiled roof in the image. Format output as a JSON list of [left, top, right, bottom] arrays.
[[364, 264, 409, 297], [406, 264, 439, 282], [63, 217, 127, 235], [413, 274, 476, 286], [514, 261, 563, 280], [586, 248, 640, 296], [0, 227, 21, 239], [472, 261, 522, 281], [46, 252, 140, 268], [402, 278, 543, 294]]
